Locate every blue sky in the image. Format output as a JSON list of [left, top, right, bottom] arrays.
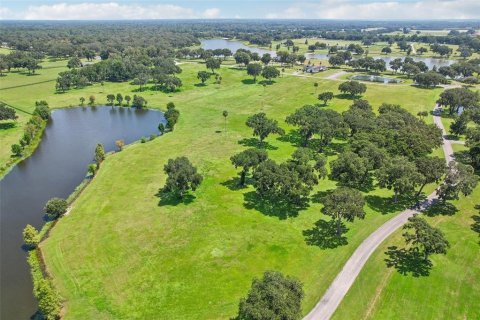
[[0, 0, 479, 20]]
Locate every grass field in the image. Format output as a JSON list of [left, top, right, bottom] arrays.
[[29, 60, 450, 319], [2, 55, 477, 318]]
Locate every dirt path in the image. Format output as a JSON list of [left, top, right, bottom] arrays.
[[303, 102, 455, 320]]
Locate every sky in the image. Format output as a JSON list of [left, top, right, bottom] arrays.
[[0, 0, 479, 20]]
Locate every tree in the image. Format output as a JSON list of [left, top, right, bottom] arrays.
[[67, 56, 82, 69], [330, 151, 371, 188], [94, 143, 105, 168], [115, 139, 125, 151], [246, 112, 284, 143], [161, 156, 203, 199], [414, 71, 447, 88], [401, 63, 421, 78], [376, 157, 424, 202], [87, 163, 96, 176], [34, 101, 50, 120], [338, 81, 367, 97], [0, 104, 17, 121], [417, 111, 428, 119], [437, 161, 478, 201], [417, 47, 428, 55], [125, 95, 131, 106], [342, 100, 376, 136], [389, 58, 403, 73], [106, 94, 115, 105], [381, 47, 392, 54], [11, 144, 22, 157], [322, 187, 366, 237], [36, 279, 61, 320], [415, 157, 446, 196], [44, 197, 68, 219], [222, 110, 228, 132], [402, 215, 449, 260], [313, 82, 318, 94], [437, 87, 479, 115], [286, 105, 346, 149], [132, 95, 147, 109], [23, 224, 39, 248], [197, 70, 211, 84], [246, 63, 262, 82], [261, 66, 280, 82], [79, 97, 85, 106], [205, 57, 221, 73], [158, 123, 165, 135], [318, 91, 334, 105], [116, 93, 123, 105], [328, 55, 345, 67], [89, 95, 96, 105], [234, 51, 251, 67], [165, 102, 180, 131], [133, 73, 149, 91], [231, 148, 268, 186], [261, 53, 271, 65], [237, 271, 304, 320]]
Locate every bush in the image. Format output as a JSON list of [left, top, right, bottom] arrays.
[[23, 224, 39, 248], [44, 198, 68, 219]]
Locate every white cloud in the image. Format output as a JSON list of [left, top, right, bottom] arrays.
[[268, 0, 480, 20], [202, 8, 220, 19], [0, 6, 12, 19], [21, 2, 221, 20]]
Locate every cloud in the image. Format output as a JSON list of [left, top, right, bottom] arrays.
[[0, 6, 12, 19], [202, 8, 220, 19], [268, 0, 480, 20], [21, 2, 221, 20]]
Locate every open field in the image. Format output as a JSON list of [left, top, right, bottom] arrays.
[[332, 181, 480, 320], [30, 61, 450, 319]]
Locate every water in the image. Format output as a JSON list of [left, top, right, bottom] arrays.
[[350, 74, 402, 84], [0, 106, 165, 320], [201, 39, 455, 70]]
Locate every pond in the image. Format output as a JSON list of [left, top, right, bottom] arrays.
[[0, 106, 165, 320], [201, 39, 455, 70], [350, 74, 402, 84]]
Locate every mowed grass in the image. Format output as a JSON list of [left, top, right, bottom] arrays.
[[332, 183, 480, 320], [22, 62, 443, 319]]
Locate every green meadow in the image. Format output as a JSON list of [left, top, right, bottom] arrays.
[[1, 54, 477, 318]]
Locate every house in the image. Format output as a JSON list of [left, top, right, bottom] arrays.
[[303, 64, 327, 73]]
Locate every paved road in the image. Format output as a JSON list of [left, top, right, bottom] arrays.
[[304, 103, 454, 320]]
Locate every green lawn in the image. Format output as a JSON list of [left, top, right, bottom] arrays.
[[332, 184, 480, 320], [32, 61, 449, 319]]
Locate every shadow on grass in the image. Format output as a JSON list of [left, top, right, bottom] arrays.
[[471, 212, 480, 237], [444, 134, 461, 141], [238, 137, 278, 150], [365, 194, 418, 214], [310, 189, 335, 204], [258, 80, 276, 86], [424, 201, 458, 217], [0, 122, 16, 130], [220, 177, 248, 191], [303, 219, 348, 249], [335, 93, 360, 100], [385, 246, 432, 277], [241, 79, 256, 85], [194, 83, 208, 87], [155, 191, 195, 206], [243, 191, 309, 219], [277, 130, 304, 148]]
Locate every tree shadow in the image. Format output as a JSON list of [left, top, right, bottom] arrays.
[[238, 137, 278, 150], [220, 177, 248, 191], [303, 219, 349, 249], [243, 191, 309, 219], [323, 142, 347, 156], [471, 214, 480, 237], [241, 79, 256, 85], [258, 80, 276, 85], [424, 201, 458, 217], [194, 83, 207, 87], [453, 150, 471, 166], [155, 190, 195, 206], [384, 246, 432, 277], [276, 130, 304, 147], [335, 93, 359, 100], [310, 189, 335, 204], [365, 194, 417, 214], [0, 122, 16, 130]]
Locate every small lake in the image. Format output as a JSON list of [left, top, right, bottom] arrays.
[[0, 106, 165, 320], [350, 74, 402, 84], [202, 39, 455, 70]]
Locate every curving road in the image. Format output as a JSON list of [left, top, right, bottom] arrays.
[[304, 103, 454, 320]]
